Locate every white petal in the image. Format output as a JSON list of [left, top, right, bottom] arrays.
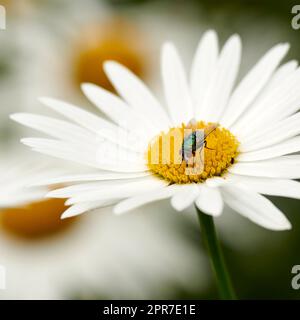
[[21, 138, 147, 172], [65, 177, 167, 205], [113, 184, 180, 215], [170, 184, 200, 211], [261, 60, 298, 96], [228, 175, 300, 199], [241, 60, 298, 136], [81, 83, 156, 141], [221, 43, 289, 128], [61, 200, 113, 219], [104, 61, 170, 131], [200, 34, 241, 123], [222, 185, 291, 230], [0, 190, 47, 208], [205, 176, 228, 187], [21, 137, 99, 168], [229, 60, 297, 135], [39, 97, 144, 153], [11, 113, 95, 144], [231, 68, 300, 138], [190, 30, 219, 118], [30, 172, 150, 186], [0, 158, 67, 190], [195, 185, 223, 216], [228, 157, 300, 179], [238, 136, 300, 162], [240, 112, 300, 152], [161, 42, 194, 125], [47, 177, 150, 199]]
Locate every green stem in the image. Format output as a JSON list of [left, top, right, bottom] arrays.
[[196, 206, 236, 300]]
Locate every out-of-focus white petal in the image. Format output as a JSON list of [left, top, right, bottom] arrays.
[[0, 152, 69, 209], [0, 190, 47, 208]]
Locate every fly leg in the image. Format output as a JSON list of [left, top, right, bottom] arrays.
[[204, 140, 214, 150]]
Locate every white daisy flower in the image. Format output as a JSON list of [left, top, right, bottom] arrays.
[[0, 151, 207, 299], [12, 30, 300, 231]]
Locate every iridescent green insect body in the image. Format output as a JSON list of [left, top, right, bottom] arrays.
[[181, 120, 218, 162]]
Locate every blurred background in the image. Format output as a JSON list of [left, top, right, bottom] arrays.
[[0, 0, 300, 299]]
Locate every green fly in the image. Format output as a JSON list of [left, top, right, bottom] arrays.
[[181, 121, 218, 162]]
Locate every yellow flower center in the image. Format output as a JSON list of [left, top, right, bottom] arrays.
[[147, 121, 239, 184], [0, 199, 78, 241]]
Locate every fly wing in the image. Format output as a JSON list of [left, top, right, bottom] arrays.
[[195, 130, 205, 150]]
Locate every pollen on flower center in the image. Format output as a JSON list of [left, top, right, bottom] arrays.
[[147, 120, 239, 184]]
